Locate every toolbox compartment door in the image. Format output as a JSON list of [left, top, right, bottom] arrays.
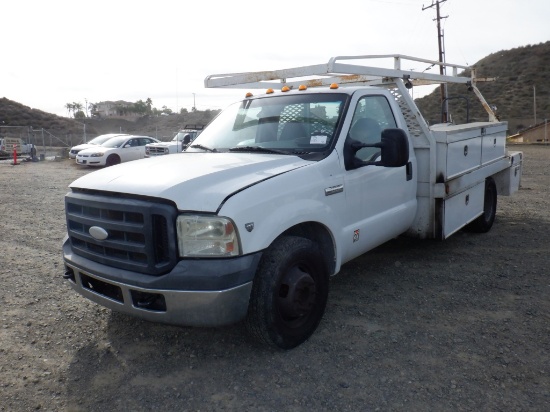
[[442, 181, 485, 238], [493, 152, 522, 196]]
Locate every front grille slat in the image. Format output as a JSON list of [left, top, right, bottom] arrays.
[[67, 214, 145, 237], [65, 192, 178, 275], [70, 232, 146, 253]]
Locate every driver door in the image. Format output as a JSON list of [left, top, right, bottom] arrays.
[[340, 94, 417, 263], [121, 138, 141, 162]]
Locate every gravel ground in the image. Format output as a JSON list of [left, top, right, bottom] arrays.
[[0, 145, 549, 411]]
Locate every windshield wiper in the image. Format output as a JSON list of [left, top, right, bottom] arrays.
[[190, 144, 217, 152], [229, 146, 289, 155]]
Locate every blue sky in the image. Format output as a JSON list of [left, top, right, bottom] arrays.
[[2, 0, 549, 117]]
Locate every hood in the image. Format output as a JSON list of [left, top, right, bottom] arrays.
[[72, 143, 98, 151], [78, 146, 116, 155], [70, 152, 311, 211], [147, 142, 174, 147]]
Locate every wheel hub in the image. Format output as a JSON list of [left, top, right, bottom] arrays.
[[277, 266, 317, 319]]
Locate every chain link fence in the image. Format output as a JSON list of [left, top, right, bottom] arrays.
[[0, 125, 89, 159]]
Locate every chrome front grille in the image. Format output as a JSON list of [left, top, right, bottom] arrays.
[[147, 147, 168, 155], [65, 191, 178, 275]]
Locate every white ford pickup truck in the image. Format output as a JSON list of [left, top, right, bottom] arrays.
[[63, 55, 522, 349], [144, 126, 203, 157]]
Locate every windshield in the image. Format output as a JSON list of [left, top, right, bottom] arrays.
[[188, 93, 347, 154], [101, 136, 128, 148], [88, 134, 121, 145]]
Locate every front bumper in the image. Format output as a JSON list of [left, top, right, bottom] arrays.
[[63, 238, 262, 326], [76, 158, 103, 166], [144, 152, 169, 157]]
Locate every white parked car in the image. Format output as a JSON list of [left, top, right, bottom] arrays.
[[69, 133, 128, 159], [76, 135, 160, 167]]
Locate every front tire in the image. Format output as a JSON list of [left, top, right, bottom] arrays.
[[105, 154, 120, 167], [466, 177, 497, 233], [245, 236, 329, 350]]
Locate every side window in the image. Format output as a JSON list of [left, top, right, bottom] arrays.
[[348, 95, 397, 161]]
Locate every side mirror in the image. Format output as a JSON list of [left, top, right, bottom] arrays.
[[344, 128, 409, 170], [378, 128, 409, 167]]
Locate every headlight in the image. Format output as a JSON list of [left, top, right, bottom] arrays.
[[176, 215, 240, 257], [90, 152, 104, 157]]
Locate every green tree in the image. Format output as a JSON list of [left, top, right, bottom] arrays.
[[73, 102, 83, 115], [133, 100, 148, 115], [145, 98, 153, 114], [65, 103, 74, 117]]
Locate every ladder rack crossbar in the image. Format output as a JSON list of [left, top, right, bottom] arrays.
[[205, 54, 473, 89]]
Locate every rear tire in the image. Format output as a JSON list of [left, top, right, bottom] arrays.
[[466, 177, 497, 233], [245, 236, 329, 350]]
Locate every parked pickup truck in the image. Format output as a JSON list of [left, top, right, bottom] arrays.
[[63, 55, 522, 349], [144, 125, 203, 157]]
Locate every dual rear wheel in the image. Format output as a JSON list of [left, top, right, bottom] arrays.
[[466, 177, 497, 233]]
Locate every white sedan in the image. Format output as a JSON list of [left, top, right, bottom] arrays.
[[69, 133, 128, 159], [76, 135, 160, 167]]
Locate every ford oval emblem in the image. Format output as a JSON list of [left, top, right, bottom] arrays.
[[89, 226, 109, 241]]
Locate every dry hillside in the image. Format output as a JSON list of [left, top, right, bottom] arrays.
[[416, 41, 550, 132], [0, 98, 219, 147]]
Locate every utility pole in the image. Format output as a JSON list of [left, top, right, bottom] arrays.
[[423, 0, 449, 122], [533, 85, 537, 125]]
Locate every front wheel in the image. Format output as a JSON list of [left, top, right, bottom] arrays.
[[105, 154, 121, 167], [466, 177, 497, 233], [245, 236, 329, 350]]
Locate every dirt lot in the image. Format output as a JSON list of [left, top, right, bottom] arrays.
[[0, 145, 548, 411]]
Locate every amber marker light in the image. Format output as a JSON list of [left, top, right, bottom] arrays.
[[266, 88, 274, 94], [329, 83, 339, 89], [245, 92, 253, 98], [281, 86, 290, 92], [298, 85, 307, 91]]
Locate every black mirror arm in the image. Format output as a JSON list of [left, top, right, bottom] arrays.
[[350, 141, 382, 151], [345, 138, 383, 169]]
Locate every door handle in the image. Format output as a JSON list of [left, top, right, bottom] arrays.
[[406, 161, 413, 181]]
